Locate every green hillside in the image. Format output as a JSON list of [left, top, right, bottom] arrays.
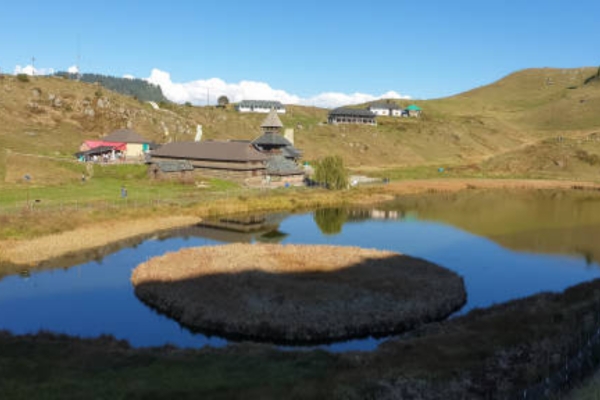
[[55, 72, 169, 103], [1, 67, 600, 187]]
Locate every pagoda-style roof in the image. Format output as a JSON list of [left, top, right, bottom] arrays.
[[253, 132, 292, 147], [260, 108, 284, 129], [266, 155, 304, 176], [281, 146, 302, 159]]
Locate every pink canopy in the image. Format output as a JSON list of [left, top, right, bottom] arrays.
[[81, 141, 127, 151]]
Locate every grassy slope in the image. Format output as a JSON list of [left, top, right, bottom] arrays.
[[3, 67, 600, 188]]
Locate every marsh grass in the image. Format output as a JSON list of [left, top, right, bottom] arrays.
[[132, 244, 466, 343]]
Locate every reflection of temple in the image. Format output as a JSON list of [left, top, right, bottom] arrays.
[[347, 209, 405, 221], [173, 213, 288, 243]]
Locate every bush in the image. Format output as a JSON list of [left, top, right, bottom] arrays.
[[313, 155, 349, 190], [575, 150, 600, 166], [16, 74, 30, 83]]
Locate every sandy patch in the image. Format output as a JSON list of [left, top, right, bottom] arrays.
[[0, 216, 201, 266]]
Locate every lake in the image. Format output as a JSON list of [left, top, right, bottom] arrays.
[[1, 189, 600, 352]]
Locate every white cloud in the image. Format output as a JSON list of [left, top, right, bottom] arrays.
[[67, 65, 79, 74], [14, 65, 55, 76], [146, 68, 410, 109], [123, 74, 135, 80]]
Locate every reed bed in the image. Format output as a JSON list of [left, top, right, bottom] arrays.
[[132, 244, 466, 343]]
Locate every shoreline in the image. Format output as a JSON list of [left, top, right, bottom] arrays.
[[0, 216, 201, 267], [1, 178, 599, 268]]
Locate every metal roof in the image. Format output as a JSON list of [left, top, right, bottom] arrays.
[[369, 102, 401, 110], [238, 100, 285, 109], [151, 141, 268, 162], [328, 107, 376, 118], [252, 132, 292, 147], [102, 129, 151, 143], [405, 104, 422, 111], [75, 146, 116, 157], [281, 146, 302, 159]]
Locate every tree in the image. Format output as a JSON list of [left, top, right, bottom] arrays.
[[217, 95, 229, 107], [16, 73, 30, 83], [313, 155, 348, 190]]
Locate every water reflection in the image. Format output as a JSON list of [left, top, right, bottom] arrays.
[[1, 189, 600, 351], [313, 208, 347, 235]]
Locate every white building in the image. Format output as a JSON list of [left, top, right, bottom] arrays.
[[237, 100, 286, 114], [368, 102, 403, 117]]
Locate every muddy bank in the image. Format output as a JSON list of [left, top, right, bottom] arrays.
[[132, 244, 466, 344]]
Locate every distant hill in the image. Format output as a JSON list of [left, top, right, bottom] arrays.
[[55, 72, 169, 103], [2, 66, 600, 186]]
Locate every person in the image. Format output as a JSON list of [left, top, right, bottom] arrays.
[[121, 186, 127, 199], [81, 173, 86, 183]]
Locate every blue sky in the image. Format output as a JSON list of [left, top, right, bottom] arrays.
[[1, 1, 599, 106]]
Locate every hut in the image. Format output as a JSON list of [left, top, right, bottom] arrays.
[[101, 129, 152, 159], [78, 129, 152, 162], [328, 108, 377, 125], [405, 104, 422, 117]]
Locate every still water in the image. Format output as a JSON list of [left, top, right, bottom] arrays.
[[1, 189, 600, 351]]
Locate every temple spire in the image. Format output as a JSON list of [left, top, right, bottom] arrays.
[[260, 107, 283, 134]]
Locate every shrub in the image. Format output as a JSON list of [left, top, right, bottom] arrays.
[[16, 74, 30, 83], [575, 150, 600, 166], [313, 155, 349, 190]]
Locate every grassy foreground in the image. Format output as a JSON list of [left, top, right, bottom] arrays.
[[3, 276, 600, 398]]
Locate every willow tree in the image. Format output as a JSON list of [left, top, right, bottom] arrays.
[[313, 155, 348, 190]]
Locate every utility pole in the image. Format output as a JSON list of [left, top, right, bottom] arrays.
[[31, 57, 35, 75]]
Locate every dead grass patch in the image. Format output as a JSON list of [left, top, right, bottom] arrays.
[[132, 244, 466, 343], [0, 215, 201, 266]]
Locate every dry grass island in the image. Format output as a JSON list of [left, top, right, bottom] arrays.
[[132, 243, 466, 343]]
